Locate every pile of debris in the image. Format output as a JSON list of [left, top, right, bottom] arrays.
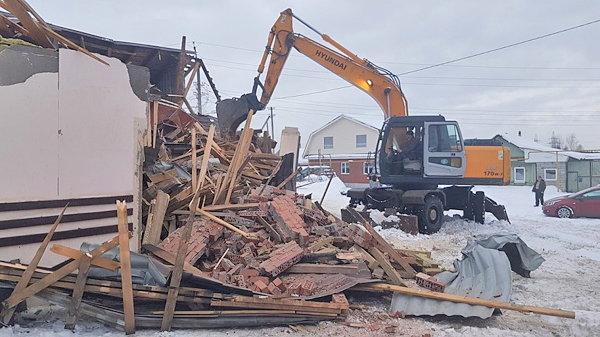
[[0, 1, 577, 334]]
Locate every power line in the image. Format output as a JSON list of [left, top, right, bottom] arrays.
[[187, 41, 600, 71], [206, 61, 600, 83], [216, 87, 600, 115], [397, 18, 600, 75], [270, 18, 600, 98]]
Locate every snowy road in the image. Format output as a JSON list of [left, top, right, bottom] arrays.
[[1, 181, 599, 336]]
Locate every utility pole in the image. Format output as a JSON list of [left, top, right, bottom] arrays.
[[193, 42, 202, 115], [269, 106, 275, 141]]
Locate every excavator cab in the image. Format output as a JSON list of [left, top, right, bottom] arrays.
[[375, 116, 466, 188]]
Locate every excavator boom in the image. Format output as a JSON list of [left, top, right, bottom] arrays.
[[216, 8, 407, 135]]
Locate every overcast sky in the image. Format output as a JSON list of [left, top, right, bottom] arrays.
[[29, 1, 600, 150]]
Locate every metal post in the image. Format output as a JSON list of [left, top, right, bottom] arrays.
[[270, 106, 275, 141]]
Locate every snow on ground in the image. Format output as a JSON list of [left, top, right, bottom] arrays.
[[3, 180, 599, 336]]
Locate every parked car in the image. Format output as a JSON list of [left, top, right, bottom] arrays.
[[543, 185, 600, 218]]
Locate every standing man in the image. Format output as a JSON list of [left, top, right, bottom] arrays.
[[532, 176, 546, 207]]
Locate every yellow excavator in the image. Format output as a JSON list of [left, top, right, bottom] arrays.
[[216, 8, 510, 233]]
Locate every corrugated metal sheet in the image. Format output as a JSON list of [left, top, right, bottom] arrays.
[[391, 242, 512, 318], [475, 234, 545, 277]]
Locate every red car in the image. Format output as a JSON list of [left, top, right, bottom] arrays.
[[543, 185, 600, 218]]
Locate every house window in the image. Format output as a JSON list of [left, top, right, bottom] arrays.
[[363, 162, 374, 175], [341, 162, 350, 175], [514, 167, 525, 183], [324, 136, 333, 149], [356, 134, 367, 148], [544, 168, 557, 181]]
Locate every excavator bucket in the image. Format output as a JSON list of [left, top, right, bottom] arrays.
[[215, 93, 261, 137], [485, 196, 510, 223]]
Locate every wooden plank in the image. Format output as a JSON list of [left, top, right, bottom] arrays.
[[0, 204, 67, 325], [148, 169, 180, 184], [234, 296, 345, 310], [116, 201, 135, 334], [369, 247, 405, 286], [183, 62, 200, 98], [152, 101, 158, 148], [211, 300, 341, 315], [201, 203, 259, 212], [365, 283, 576, 319], [284, 263, 358, 275], [40, 25, 109, 65], [49, 244, 119, 271], [2, 236, 120, 309], [187, 125, 215, 212], [213, 111, 254, 203], [351, 245, 378, 270], [151, 309, 297, 316], [319, 173, 335, 204], [308, 238, 333, 252], [142, 244, 207, 279], [394, 248, 432, 258], [142, 190, 170, 246], [276, 168, 301, 189], [346, 207, 416, 277], [0, 0, 51, 48], [0, 272, 214, 302], [191, 127, 197, 192], [197, 210, 254, 238], [196, 125, 215, 192], [224, 126, 253, 204], [161, 209, 196, 331], [64, 254, 92, 330]]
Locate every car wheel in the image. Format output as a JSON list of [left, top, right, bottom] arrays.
[[557, 206, 573, 219]]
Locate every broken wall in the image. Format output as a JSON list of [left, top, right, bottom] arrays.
[[0, 45, 148, 267]]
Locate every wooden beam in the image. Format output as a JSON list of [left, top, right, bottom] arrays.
[[200, 203, 259, 212], [0, 204, 67, 325], [191, 127, 197, 192], [0, 0, 51, 47], [187, 125, 215, 212], [364, 283, 576, 319], [351, 245, 378, 270], [369, 247, 405, 286], [258, 159, 283, 195], [183, 61, 200, 98], [276, 168, 301, 189], [64, 253, 92, 330], [213, 110, 254, 204], [49, 244, 119, 271], [142, 244, 207, 279], [346, 207, 416, 277], [284, 263, 359, 275], [2, 236, 120, 309], [176, 36, 186, 97], [152, 101, 158, 148], [142, 190, 170, 246], [116, 201, 135, 334], [197, 210, 254, 238], [40, 26, 109, 65], [319, 173, 335, 204], [161, 209, 195, 331]]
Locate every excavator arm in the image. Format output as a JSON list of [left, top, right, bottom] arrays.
[[216, 8, 408, 135]]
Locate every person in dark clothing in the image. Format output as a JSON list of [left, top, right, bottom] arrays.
[[399, 130, 420, 160], [532, 176, 546, 207]]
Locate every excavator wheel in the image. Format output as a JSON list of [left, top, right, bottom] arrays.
[[473, 191, 486, 224], [463, 203, 475, 221], [418, 195, 444, 234]]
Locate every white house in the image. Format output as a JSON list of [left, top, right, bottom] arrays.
[[303, 115, 380, 186]]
